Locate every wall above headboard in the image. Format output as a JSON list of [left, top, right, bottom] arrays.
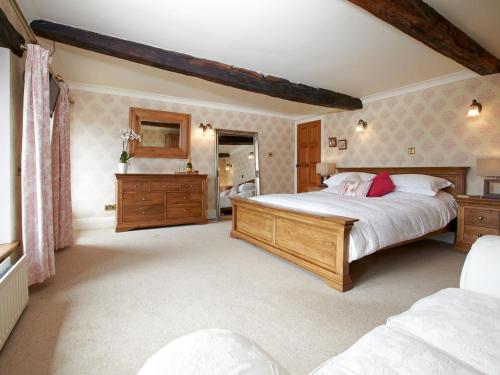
[[321, 74, 500, 195]]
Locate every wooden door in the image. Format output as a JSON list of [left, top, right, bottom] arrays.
[[296, 121, 321, 193]]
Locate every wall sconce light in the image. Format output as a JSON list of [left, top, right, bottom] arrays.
[[467, 99, 482, 118], [248, 151, 254, 160], [355, 119, 368, 132], [225, 163, 232, 171], [198, 123, 214, 136]]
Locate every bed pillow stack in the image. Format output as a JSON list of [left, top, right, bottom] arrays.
[[367, 171, 395, 197], [391, 174, 453, 196]]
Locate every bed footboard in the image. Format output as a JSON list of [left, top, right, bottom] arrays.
[[230, 197, 358, 292]]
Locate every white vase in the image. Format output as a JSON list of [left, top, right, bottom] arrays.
[[118, 162, 128, 174]]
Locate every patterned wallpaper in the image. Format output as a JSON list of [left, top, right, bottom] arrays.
[[321, 74, 500, 195], [69, 89, 294, 220]]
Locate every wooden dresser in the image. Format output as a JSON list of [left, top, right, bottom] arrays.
[[455, 196, 500, 252], [115, 174, 207, 232]]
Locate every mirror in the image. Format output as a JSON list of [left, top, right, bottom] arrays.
[[129, 108, 190, 158], [215, 130, 260, 220]]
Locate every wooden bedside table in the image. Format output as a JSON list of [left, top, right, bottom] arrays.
[[308, 184, 328, 192], [455, 196, 500, 252]]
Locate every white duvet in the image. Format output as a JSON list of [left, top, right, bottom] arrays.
[[250, 190, 457, 262]]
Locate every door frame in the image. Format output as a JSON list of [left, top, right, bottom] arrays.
[[214, 129, 260, 220]]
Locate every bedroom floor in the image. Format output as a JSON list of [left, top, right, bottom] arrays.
[[0, 221, 466, 375]]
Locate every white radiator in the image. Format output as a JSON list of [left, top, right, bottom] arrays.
[[0, 255, 28, 350]]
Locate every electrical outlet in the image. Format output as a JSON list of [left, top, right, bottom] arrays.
[[268, 152, 273, 158], [408, 147, 416, 155], [105, 204, 116, 211]]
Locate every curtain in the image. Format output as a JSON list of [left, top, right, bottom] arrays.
[[21, 44, 55, 286], [52, 82, 73, 250]]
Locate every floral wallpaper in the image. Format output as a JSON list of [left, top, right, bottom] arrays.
[[322, 74, 500, 194], [69, 89, 295, 220]]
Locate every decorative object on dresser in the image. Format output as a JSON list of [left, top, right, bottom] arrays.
[[476, 158, 500, 199], [118, 129, 141, 174], [316, 162, 336, 184], [115, 174, 207, 232], [129, 108, 191, 159], [455, 196, 500, 252]]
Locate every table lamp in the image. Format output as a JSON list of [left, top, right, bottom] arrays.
[[316, 162, 336, 185], [476, 158, 500, 199]]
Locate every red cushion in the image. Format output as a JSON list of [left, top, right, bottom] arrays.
[[367, 171, 395, 197]]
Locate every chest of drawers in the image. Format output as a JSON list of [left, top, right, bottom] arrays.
[[116, 174, 207, 232], [455, 196, 500, 252]]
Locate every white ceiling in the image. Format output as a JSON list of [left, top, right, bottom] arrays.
[[19, 0, 500, 117]]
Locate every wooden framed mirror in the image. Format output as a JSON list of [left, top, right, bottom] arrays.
[[129, 107, 191, 158]]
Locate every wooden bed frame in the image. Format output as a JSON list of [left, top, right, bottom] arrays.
[[230, 167, 468, 292]]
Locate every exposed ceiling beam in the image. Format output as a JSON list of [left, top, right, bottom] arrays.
[[0, 8, 25, 57], [30, 20, 362, 110], [348, 0, 500, 76]]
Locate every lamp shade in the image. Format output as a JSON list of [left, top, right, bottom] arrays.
[[476, 158, 500, 177], [316, 162, 336, 175]]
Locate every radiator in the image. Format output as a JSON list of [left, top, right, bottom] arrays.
[[0, 255, 28, 350]]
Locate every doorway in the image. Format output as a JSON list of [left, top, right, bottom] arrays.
[[215, 130, 260, 219], [296, 120, 321, 193]]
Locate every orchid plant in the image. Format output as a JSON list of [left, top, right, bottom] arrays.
[[119, 129, 141, 163]]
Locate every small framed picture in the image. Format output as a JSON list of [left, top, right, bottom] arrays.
[[338, 139, 347, 150], [328, 137, 337, 147]]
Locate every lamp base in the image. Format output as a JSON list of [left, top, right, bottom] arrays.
[[483, 178, 500, 199]]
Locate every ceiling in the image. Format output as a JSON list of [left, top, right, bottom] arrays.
[[18, 0, 500, 117]]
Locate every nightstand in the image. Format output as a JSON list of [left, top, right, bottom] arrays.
[[455, 196, 500, 252], [308, 184, 328, 192]]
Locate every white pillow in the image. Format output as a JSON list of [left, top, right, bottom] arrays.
[[238, 182, 255, 192], [391, 174, 453, 196], [324, 172, 375, 187]]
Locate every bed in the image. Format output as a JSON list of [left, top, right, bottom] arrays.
[[230, 167, 468, 292], [219, 181, 256, 215]]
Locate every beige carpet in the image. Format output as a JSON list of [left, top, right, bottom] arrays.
[[0, 221, 466, 375]]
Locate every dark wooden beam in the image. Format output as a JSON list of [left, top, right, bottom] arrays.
[[31, 20, 362, 110], [348, 0, 500, 75], [0, 8, 25, 57]]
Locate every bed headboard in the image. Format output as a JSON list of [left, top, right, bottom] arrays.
[[336, 167, 469, 196]]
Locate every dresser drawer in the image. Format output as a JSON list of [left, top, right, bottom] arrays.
[[151, 181, 177, 191], [122, 203, 164, 222], [123, 192, 163, 205], [122, 181, 150, 192], [464, 208, 499, 228], [463, 224, 499, 244], [180, 181, 202, 192], [167, 192, 202, 205], [167, 204, 202, 219]]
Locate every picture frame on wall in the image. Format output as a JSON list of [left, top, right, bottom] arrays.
[[328, 137, 337, 147], [338, 139, 347, 150]]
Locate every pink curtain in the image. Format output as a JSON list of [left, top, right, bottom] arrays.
[[52, 82, 73, 250], [21, 44, 55, 286]]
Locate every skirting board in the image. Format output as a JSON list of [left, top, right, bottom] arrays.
[[74, 209, 217, 230]]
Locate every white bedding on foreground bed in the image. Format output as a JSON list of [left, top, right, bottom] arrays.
[[250, 191, 457, 262]]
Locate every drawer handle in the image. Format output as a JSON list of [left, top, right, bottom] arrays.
[[183, 209, 189, 213], [183, 196, 187, 200], [477, 216, 483, 220], [189, 184, 193, 188], [141, 197, 146, 201], [141, 211, 146, 215], [133, 185, 138, 188], [477, 233, 483, 237]]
